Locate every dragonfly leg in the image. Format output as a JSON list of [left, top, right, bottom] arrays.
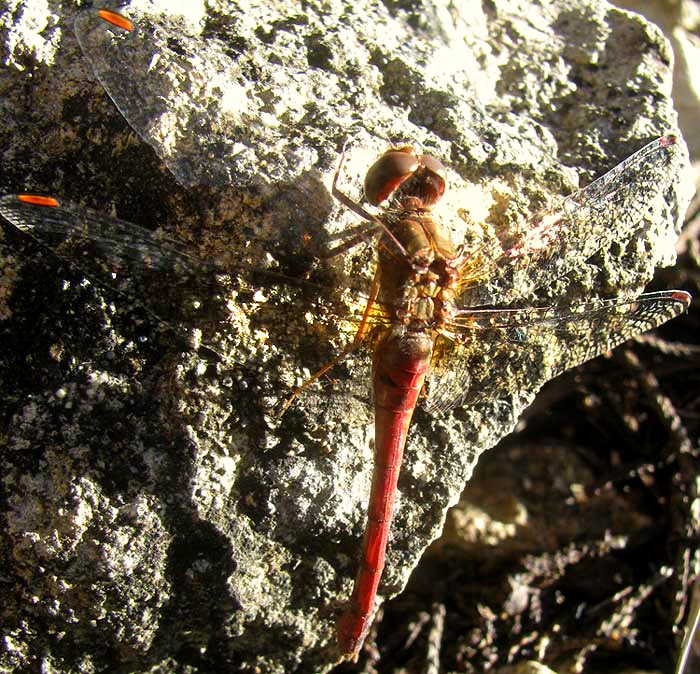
[[275, 270, 381, 417], [322, 221, 383, 259], [332, 145, 411, 260]]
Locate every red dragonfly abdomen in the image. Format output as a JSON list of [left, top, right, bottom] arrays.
[[337, 328, 433, 659]]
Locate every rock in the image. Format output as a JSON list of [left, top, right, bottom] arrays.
[[0, 0, 691, 672], [612, 0, 700, 159]]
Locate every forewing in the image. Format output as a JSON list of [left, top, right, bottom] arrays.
[[0, 194, 394, 366], [0, 195, 205, 275], [0, 194, 228, 342], [74, 8, 250, 188], [425, 290, 691, 415], [461, 136, 686, 306]]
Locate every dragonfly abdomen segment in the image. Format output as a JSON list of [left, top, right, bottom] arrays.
[[336, 328, 432, 659]]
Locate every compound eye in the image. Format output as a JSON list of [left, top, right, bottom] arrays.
[[364, 150, 420, 205], [419, 154, 447, 183], [418, 154, 447, 204]]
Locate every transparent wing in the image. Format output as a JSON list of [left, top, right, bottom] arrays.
[[14, 10, 692, 419], [0, 194, 207, 276], [74, 8, 252, 188], [0, 193, 227, 338], [0, 194, 393, 359], [425, 290, 691, 414], [460, 135, 685, 306], [1, 194, 690, 415]]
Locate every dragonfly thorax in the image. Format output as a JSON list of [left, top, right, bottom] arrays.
[[391, 262, 460, 334]]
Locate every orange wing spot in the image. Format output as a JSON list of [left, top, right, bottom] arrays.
[[671, 290, 692, 305], [660, 134, 677, 148], [17, 194, 60, 208], [97, 9, 134, 32]]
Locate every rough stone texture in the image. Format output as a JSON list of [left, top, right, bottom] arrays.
[[612, 0, 700, 159], [0, 0, 692, 673]]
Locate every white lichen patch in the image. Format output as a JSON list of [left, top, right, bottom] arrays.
[[1, 0, 60, 70]]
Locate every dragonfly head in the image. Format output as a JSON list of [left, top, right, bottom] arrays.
[[364, 146, 447, 208]]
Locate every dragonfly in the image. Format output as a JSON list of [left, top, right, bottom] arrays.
[[0, 7, 692, 664]]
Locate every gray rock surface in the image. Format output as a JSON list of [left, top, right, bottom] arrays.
[[613, 0, 700, 158], [0, 0, 691, 672]]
